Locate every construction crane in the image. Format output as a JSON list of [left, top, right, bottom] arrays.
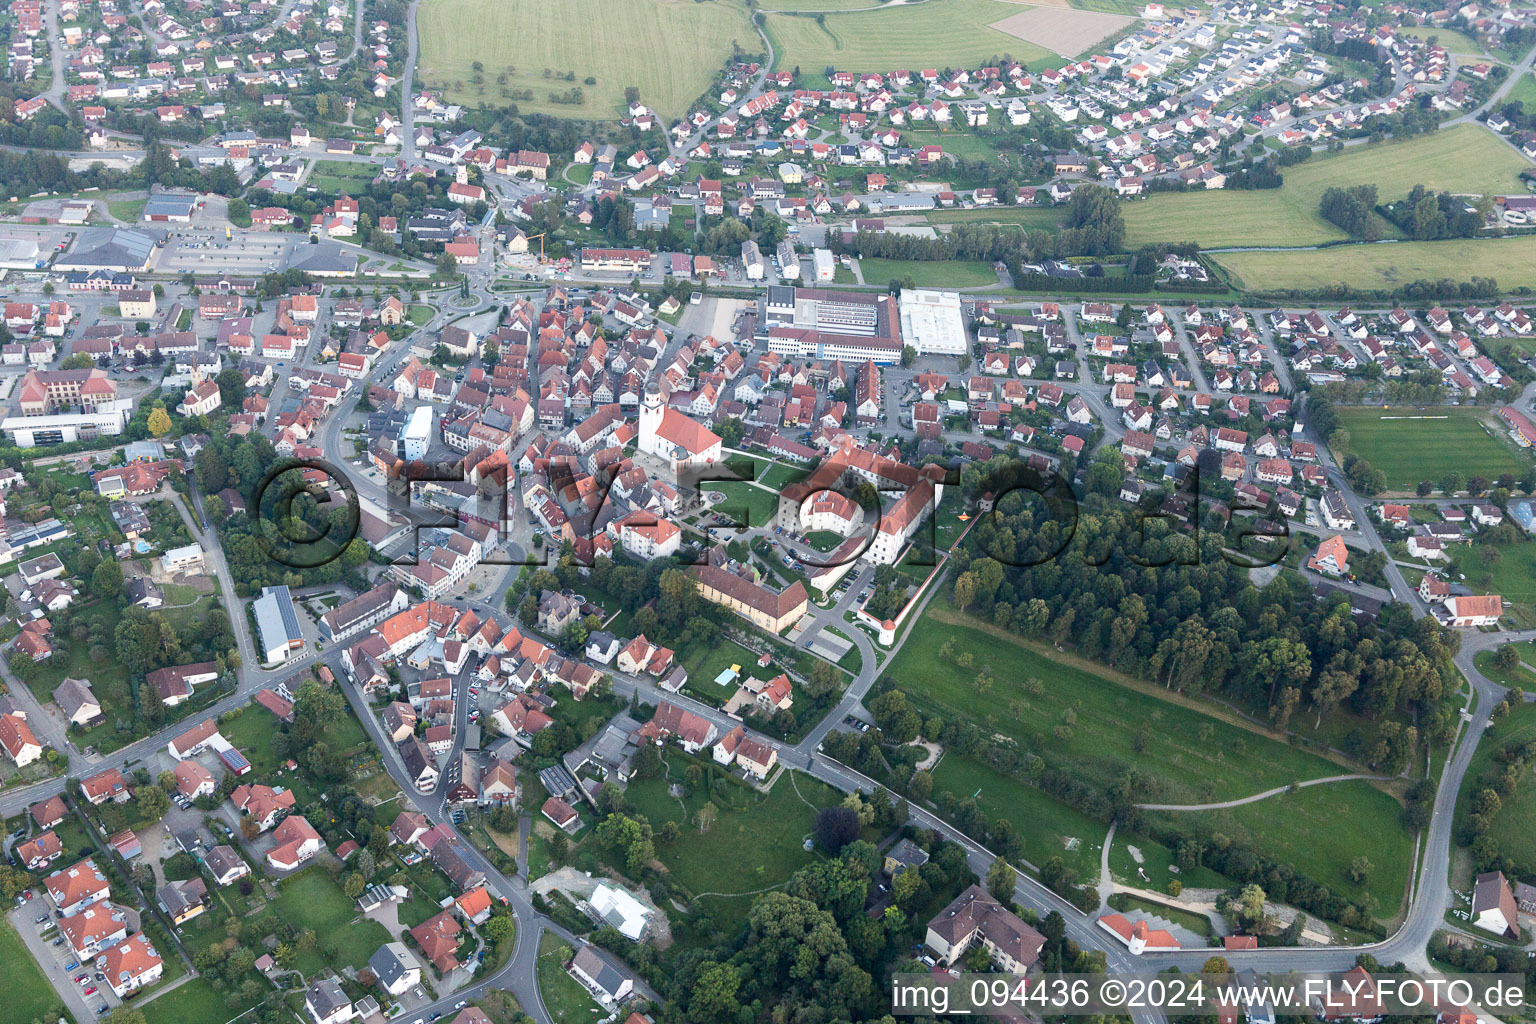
[[523, 231, 548, 260]]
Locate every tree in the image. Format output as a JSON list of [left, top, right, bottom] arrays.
[[343, 872, 366, 900], [631, 743, 663, 780], [813, 805, 860, 854], [91, 559, 124, 600], [689, 961, 742, 1021], [695, 802, 718, 834], [986, 857, 1015, 901], [481, 914, 512, 944], [8, 651, 40, 683], [147, 406, 172, 437], [1348, 856, 1374, 884], [136, 785, 170, 822], [1493, 644, 1520, 672]]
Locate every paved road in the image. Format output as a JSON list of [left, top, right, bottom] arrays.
[[400, 0, 422, 160]]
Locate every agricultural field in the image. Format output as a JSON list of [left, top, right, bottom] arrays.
[[857, 257, 999, 288], [762, 0, 1060, 75], [988, 3, 1135, 58], [759, 0, 875, 9], [1146, 781, 1413, 916], [1331, 406, 1525, 491], [1215, 236, 1536, 292], [1123, 126, 1529, 248], [416, 0, 756, 119]]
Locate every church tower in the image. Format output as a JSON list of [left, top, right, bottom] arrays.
[[639, 381, 665, 454]]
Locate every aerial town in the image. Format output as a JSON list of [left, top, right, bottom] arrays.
[[2, 0, 1536, 1022]]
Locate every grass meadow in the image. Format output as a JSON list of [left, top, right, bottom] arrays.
[[1123, 126, 1529, 249], [1216, 236, 1536, 293]]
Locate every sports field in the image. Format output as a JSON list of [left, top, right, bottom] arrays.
[[1331, 406, 1524, 491], [1122, 125, 1529, 249], [1216, 235, 1536, 293], [762, 0, 1060, 73], [416, 0, 756, 119]]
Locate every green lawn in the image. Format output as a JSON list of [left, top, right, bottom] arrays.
[[858, 257, 998, 288], [676, 634, 797, 709], [1505, 71, 1536, 114], [418, 0, 757, 119], [261, 867, 392, 972], [925, 130, 1008, 164], [926, 206, 1066, 231], [1216, 235, 1536, 293], [107, 196, 147, 223], [0, 918, 64, 1024], [624, 758, 843, 910], [1399, 25, 1488, 55], [1108, 831, 1232, 892], [1453, 539, 1536, 609], [805, 530, 845, 552], [758, 461, 810, 491], [762, 0, 1060, 73], [407, 303, 434, 325], [932, 754, 1108, 881], [310, 160, 376, 194], [143, 979, 256, 1024], [1124, 125, 1529, 248], [1107, 892, 1215, 939], [1331, 406, 1526, 492], [535, 932, 601, 1021], [1459, 701, 1536, 874], [710, 481, 779, 530], [1474, 649, 1536, 690], [219, 698, 370, 804], [893, 602, 1416, 916], [1145, 779, 1413, 916], [896, 604, 1356, 807]]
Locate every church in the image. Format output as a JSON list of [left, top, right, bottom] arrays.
[[638, 382, 723, 482]]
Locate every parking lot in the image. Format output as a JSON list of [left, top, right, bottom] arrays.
[[7, 901, 126, 1020], [154, 229, 296, 275]]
